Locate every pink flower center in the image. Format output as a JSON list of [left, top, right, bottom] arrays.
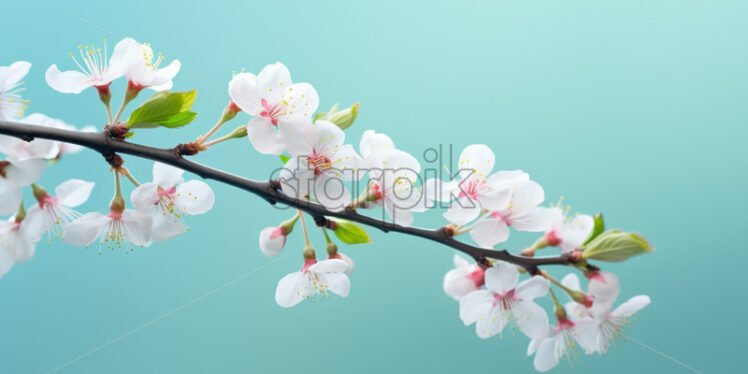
[[466, 268, 485, 289], [107, 210, 122, 220], [40, 194, 59, 208], [157, 186, 177, 199], [492, 289, 519, 308], [555, 317, 575, 334], [458, 175, 487, 200], [307, 149, 332, 176], [301, 259, 317, 272], [491, 211, 512, 226], [259, 98, 285, 125], [546, 229, 562, 246]]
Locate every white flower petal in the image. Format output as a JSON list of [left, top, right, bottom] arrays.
[[141, 59, 181, 88], [458, 144, 494, 179], [55, 179, 95, 208], [515, 276, 550, 301], [560, 273, 581, 292], [2, 158, 45, 187], [443, 196, 480, 225], [588, 271, 620, 305], [314, 120, 345, 148], [613, 295, 650, 317], [247, 117, 286, 155], [106, 37, 136, 81], [484, 263, 519, 295], [153, 162, 184, 188], [513, 300, 550, 339], [314, 174, 350, 212], [130, 183, 160, 212], [176, 180, 215, 215], [308, 259, 348, 273], [534, 335, 561, 372], [282, 82, 318, 118], [44, 65, 92, 94], [458, 289, 494, 325], [275, 272, 304, 308], [509, 181, 545, 215], [511, 207, 553, 232], [279, 156, 315, 199], [0, 182, 22, 216], [453, 254, 470, 269], [2, 61, 31, 91], [256, 62, 291, 104], [151, 212, 186, 242], [63, 212, 109, 246], [324, 272, 351, 297], [559, 213, 595, 252], [478, 187, 512, 212], [277, 117, 316, 157], [469, 218, 509, 248], [121, 210, 153, 247], [359, 130, 395, 159], [228, 72, 262, 115], [383, 199, 414, 227], [475, 305, 508, 339], [443, 266, 476, 301]]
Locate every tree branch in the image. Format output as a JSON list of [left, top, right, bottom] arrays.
[[0, 119, 573, 270]]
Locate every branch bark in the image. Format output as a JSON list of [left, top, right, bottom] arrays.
[[0, 119, 573, 270]]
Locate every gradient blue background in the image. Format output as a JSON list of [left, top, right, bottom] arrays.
[[1, 0, 745, 373]]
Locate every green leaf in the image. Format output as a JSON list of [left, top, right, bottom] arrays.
[[127, 90, 198, 129], [581, 230, 654, 262], [332, 219, 372, 244], [583, 213, 605, 245], [279, 155, 290, 164]]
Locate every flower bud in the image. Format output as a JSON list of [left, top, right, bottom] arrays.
[[326, 102, 360, 130], [259, 215, 300, 257], [348, 181, 383, 210], [259, 227, 287, 257], [581, 230, 654, 262]]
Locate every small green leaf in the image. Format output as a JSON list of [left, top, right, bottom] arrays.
[[583, 213, 605, 245], [127, 90, 198, 129], [279, 155, 290, 164], [332, 219, 372, 244], [581, 230, 654, 262]]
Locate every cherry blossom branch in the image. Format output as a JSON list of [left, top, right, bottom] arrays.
[[0, 119, 576, 271]]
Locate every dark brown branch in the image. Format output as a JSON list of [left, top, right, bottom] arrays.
[[0, 119, 573, 269]]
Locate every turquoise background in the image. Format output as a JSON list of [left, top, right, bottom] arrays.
[[1, 0, 745, 373]]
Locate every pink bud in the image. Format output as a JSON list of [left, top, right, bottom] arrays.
[[545, 229, 562, 246], [259, 226, 286, 257]]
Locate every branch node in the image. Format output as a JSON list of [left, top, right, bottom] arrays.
[[103, 123, 130, 141], [269, 178, 282, 192], [442, 224, 458, 237], [103, 152, 124, 168], [312, 215, 338, 230], [175, 142, 200, 157]]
